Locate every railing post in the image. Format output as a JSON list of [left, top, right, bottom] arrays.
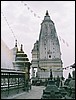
[[7, 72, 10, 96]]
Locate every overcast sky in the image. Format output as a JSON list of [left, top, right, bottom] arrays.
[[1, 1, 75, 78]]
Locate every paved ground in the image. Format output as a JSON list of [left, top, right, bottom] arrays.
[[6, 86, 45, 99]]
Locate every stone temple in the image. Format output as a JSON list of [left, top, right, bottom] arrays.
[[31, 10, 63, 81]]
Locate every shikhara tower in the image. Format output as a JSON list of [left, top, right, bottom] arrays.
[[31, 10, 63, 81]]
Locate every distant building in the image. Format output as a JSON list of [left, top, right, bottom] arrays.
[[31, 10, 63, 81], [1, 39, 14, 69]]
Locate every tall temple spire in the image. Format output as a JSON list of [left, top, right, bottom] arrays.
[[31, 11, 63, 81], [15, 39, 17, 47]]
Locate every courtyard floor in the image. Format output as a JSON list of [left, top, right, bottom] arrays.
[[5, 86, 45, 99]]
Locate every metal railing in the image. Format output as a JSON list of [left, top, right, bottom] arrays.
[[1, 69, 27, 98]]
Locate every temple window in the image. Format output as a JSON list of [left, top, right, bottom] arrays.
[[49, 55, 51, 58]]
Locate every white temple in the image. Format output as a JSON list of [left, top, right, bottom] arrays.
[[31, 11, 63, 81]]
